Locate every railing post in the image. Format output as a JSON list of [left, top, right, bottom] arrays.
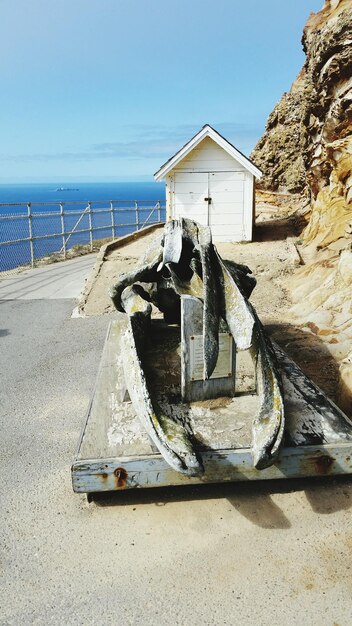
[[110, 201, 115, 240], [27, 202, 34, 268], [60, 202, 66, 260], [135, 201, 139, 231], [157, 201, 161, 222], [88, 201, 93, 251]]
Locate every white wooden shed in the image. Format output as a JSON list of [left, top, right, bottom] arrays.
[[154, 124, 262, 242]]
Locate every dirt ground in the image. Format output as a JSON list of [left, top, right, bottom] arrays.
[[82, 231, 162, 316], [81, 229, 341, 405]]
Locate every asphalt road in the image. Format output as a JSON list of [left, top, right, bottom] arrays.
[[1, 262, 352, 625], [0, 254, 97, 300]]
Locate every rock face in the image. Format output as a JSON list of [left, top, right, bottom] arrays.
[[251, 76, 307, 194], [252, 1, 352, 415], [252, 0, 352, 248], [287, 241, 352, 415], [302, 0, 352, 247]]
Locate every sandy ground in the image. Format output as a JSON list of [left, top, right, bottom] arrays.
[[83, 231, 164, 316]]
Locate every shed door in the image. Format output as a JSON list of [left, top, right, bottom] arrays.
[[173, 172, 209, 226], [172, 171, 247, 241], [208, 171, 246, 241]]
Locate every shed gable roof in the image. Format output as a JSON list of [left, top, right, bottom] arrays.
[[154, 124, 262, 181]]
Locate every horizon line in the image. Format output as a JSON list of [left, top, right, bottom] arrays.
[[0, 176, 161, 185]]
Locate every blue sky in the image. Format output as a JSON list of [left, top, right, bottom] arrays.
[[0, 0, 323, 182]]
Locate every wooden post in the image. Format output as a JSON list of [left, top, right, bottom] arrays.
[[60, 202, 66, 260], [27, 202, 34, 268], [157, 201, 161, 222]]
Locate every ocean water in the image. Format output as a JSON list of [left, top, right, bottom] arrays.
[[0, 181, 165, 205], [0, 181, 166, 271]]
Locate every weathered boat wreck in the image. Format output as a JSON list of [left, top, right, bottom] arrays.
[[110, 218, 284, 476]]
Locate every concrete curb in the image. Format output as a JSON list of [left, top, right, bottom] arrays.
[[73, 222, 164, 317]]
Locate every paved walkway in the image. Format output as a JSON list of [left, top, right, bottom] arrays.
[[0, 254, 96, 300]]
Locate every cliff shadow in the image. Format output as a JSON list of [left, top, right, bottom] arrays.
[[88, 479, 290, 529], [253, 216, 299, 241], [265, 321, 340, 403]]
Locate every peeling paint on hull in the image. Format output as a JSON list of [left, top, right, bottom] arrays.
[[72, 444, 352, 493]]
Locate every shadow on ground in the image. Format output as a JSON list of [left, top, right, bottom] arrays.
[[253, 216, 300, 241], [266, 322, 340, 403], [88, 474, 352, 529]]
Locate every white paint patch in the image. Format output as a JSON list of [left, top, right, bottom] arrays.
[[107, 392, 142, 446]]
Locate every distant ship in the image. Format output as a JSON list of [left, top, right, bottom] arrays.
[[55, 187, 79, 192]]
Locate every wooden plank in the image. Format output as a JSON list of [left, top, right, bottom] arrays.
[[175, 167, 244, 173], [173, 197, 209, 206], [77, 318, 155, 461], [210, 171, 246, 182], [178, 147, 238, 162], [209, 213, 244, 226], [208, 227, 244, 241], [174, 182, 208, 191], [72, 443, 352, 493], [175, 196, 245, 209], [174, 171, 245, 183], [243, 172, 254, 240], [209, 192, 244, 204], [174, 137, 240, 170], [173, 208, 207, 225], [275, 342, 352, 445], [209, 181, 245, 193], [177, 160, 240, 171], [173, 172, 209, 183], [173, 209, 209, 219]]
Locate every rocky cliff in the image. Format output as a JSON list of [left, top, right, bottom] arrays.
[[252, 0, 352, 248], [251, 0, 352, 415], [251, 74, 307, 195]]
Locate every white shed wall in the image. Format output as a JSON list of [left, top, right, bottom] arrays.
[[165, 137, 254, 242], [173, 137, 246, 173]]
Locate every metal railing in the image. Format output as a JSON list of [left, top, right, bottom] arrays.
[[0, 199, 165, 273]]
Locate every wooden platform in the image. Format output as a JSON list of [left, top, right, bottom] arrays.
[[72, 319, 352, 493]]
